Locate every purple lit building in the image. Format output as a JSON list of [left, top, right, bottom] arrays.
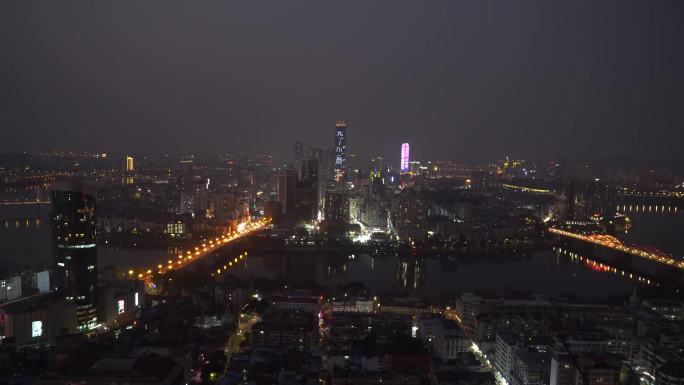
[[400, 142, 410, 172]]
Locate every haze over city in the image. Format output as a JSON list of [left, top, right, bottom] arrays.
[[1, 2, 684, 385], [2, 1, 684, 163]]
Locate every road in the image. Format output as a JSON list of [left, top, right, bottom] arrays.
[[222, 313, 260, 377]]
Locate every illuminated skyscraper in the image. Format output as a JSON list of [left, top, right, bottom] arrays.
[[334, 120, 347, 182], [125, 156, 134, 172], [51, 180, 98, 332], [400, 143, 410, 172]]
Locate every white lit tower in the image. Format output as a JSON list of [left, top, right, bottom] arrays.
[[334, 120, 347, 182]]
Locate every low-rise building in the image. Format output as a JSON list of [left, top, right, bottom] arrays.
[[510, 351, 551, 385], [0, 276, 21, 303], [272, 291, 322, 314], [0, 292, 76, 346], [252, 311, 318, 352], [37, 354, 184, 385]]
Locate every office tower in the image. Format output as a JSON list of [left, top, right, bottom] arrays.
[[307, 147, 322, 161], [300, 159, 320, 214], [278, 169, 296, 215], [334, 120, 347, 182], [294, 142, 304, 179], [51, 180, 98, 332], [301, 159, 319, 184], [125, 156, 134, 172], [210, 189, 248, 222], [370, 156, 384, 173], [400, 143, 410, 172], [294, 180, 317, 222], [294, 142, 304, 162], [179, 176, 208, 215], [309, 146, 335, 185], [324, 189, 349, 225]]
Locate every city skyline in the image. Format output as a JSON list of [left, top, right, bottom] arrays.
[[1, 2, 684, 384]]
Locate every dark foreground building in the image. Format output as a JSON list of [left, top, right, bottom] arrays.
[[51, 180, 98, 332]]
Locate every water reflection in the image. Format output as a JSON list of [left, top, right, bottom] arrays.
[[617, 204, 679, 214], [0, 201, 676, 299], [215, 248, 641, 299], [2, 218, 43, 229], [552, 246, 658, 287], [396, 257, 425, 290]]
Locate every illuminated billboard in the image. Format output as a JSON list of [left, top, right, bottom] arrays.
[[31, 320, 42, 337]]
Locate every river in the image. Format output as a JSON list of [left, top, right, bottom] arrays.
[[1, 203, 681, 299]]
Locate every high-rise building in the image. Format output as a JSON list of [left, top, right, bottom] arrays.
[[300, 159, 319, 184], [309, 146, 336, 185], [125, 156, 134, 172], [294, 180, 317, 222], [400, 143, 410, 172], [300, 159, 320, 215], [334, 120, 347, 182], [294, 142, 304, 162], [209, 189, 249, 223], [324, 189, 349, 225], [179, 176, 208, 215], [294, 142, 304, 179], [370, 156, 384, 173], [278, 169, 296, 215], [51, 180, 98, 332]]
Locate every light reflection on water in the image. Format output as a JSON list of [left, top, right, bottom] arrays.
[[1, 204, 680, 299], [211, 248, 644, 300]]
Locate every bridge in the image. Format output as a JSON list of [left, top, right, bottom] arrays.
[[0, 201, 51, 206], [143, 218, 270, 294], [501, 184, 554, 194], [548, 227, 684, 270]]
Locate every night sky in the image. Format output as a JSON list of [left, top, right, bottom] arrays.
[[1, 1, 683, 164]]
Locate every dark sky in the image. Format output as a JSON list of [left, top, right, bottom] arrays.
[[1, 1, 683, 164]]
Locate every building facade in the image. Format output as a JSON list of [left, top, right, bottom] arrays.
[[334, 121, 347, 182], [51, 180, 99, 332]]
